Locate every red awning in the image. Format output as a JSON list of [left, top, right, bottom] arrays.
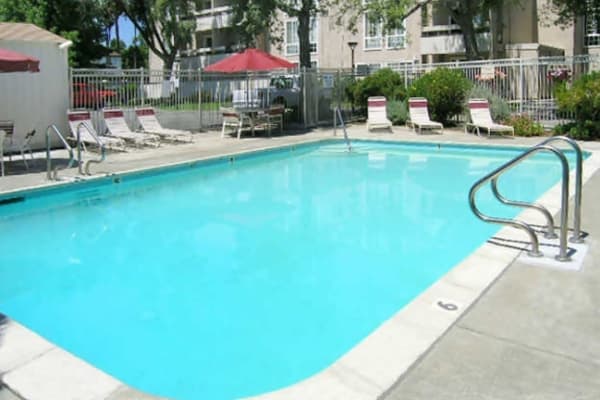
[[0, 48, 40, 73], [204, 48, 295, 73]]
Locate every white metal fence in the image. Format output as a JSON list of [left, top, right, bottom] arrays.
[[69, 54, 600, 131]]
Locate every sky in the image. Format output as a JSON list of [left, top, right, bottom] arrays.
[[109, 15, 136, 46]]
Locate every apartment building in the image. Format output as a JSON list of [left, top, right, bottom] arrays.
[[150, 0, 599, 71]]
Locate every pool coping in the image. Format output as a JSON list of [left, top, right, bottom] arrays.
[[1, 136, 599, 400]]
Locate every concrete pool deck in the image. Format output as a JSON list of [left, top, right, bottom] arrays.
[[0, 125, 599, 400]]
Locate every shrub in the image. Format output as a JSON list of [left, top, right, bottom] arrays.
[[505, 114, 544, 137], [555, 71, 600, 140], [351, 68, 406, 108], [408, 67, 471, 124], [467, 85, 511, 121], [387, 99, 408, 125]]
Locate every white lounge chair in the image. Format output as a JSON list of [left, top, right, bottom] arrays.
[[135, 108, 193, 143], [466, 98, 514, 137], [366, 96, 392, 131], [103, 109, 160, 148], [67, 110, 127, 152], [407, 97, 443, 134]]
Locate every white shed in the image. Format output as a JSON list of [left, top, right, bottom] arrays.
[[0, 23, 71, 150]]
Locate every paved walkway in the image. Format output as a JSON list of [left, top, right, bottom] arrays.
[[383, 171, 600, 400], [1, 125, 599, 400]]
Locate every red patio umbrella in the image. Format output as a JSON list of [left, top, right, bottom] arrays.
[[0, 48, 40, 73], [204, 48, 295, 73]]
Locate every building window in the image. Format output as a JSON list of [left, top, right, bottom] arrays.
[[285, 18, 318, 55], [364, 13, 383, 49], [386, 21, 406, 48], [585, 3, 600, 46]]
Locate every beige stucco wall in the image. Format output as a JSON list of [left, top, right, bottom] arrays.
[[0, 40, 69, 150]]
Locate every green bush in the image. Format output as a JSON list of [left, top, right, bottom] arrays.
[[408, 67, 471, 124], [555, 71, 600, 140], [505, 114, 544, 137], [467, 85, 511, 121], [351, 68, 406, 108], [387, 99, 408, 125]]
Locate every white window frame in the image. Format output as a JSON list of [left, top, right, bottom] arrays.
[[364, 12, 383, 50], [585, 4, 600, 46], [285, 17, 318, 56], [386, 20, 406, 49]]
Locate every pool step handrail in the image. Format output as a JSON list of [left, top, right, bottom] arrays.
[[469, 144, 571, 261], [333, 107, 352, 152], [76, 121, 106, 175], [46, 124, 75, 181], [535, 136, 584, 243]]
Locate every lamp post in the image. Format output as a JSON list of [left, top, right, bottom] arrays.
[[347, 41, 357, 73]]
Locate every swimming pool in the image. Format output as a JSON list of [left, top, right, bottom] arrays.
[[0, 140, 576, 399]]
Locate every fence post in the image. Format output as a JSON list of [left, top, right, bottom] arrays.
[[302, 66, 307, 129], [519, 59, 524, 114], [140, 67, 145, 107], [198, 68, 203, 131]]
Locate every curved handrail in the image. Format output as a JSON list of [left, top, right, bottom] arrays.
[[490, 177, 557, 239], [469, 144, 570, 261], [76, 121, 106, 175], [536, 136, 584, 243], [46, 125, 75, 181]]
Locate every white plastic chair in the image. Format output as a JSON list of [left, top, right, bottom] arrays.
[[0, 121, 14, 176], [135, 108, 193, 143], [407, 97, 443, 134], [67, 110, 127, 152], [366, 96, 392, 131], [103, 109, 160, 148], [3, 128, 36, 170], [466, 98, 514, 137], [220, 107, 254, 139]]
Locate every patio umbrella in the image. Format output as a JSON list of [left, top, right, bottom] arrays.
[[204, 48, 295, 73], [0, 48, 40, 73]]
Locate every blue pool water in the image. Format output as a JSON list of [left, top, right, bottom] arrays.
[[0, 141, 577, 399]]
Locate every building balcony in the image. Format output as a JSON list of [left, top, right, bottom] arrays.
[[421, 24, 490, 55], [195, 6, 233, 31]]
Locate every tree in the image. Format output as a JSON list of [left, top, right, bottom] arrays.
[[549, 0, 600, 26], [232, 0, 327, 68], [114, 0, 200, 71], [0, 0, 108, 67]]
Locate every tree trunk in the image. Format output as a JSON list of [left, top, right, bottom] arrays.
[[297, 10, 311, 68], [115, 16, 121, 50], [450, 10, 481, 60]]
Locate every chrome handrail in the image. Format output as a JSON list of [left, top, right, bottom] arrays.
[[46, 125, 75, 181], [334, 107, 352, 152], [469, 144, 570, 261], [76, 121, 106, 175], [536, 136, 584, 243]]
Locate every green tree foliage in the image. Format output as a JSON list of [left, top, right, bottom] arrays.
[[232, 0, 325, 68], [0, 0, 107, 67], [549, 0, 600, 26], [115, 0, 199, 71], [408, 67, 471, 124], [122, 38, 149, 69], [555, 71, 600, 140]]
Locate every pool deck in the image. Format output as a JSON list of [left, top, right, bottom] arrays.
[[1, 125, 599, 400]]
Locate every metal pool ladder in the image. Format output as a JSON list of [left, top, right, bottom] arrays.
[[46, 124, 75, 181], [76, 121, 106, 175], [468, 136, 584, 262], [333, 107, 352, 152]]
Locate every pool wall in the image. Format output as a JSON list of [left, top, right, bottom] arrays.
[[0, 138, 598, 400]]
